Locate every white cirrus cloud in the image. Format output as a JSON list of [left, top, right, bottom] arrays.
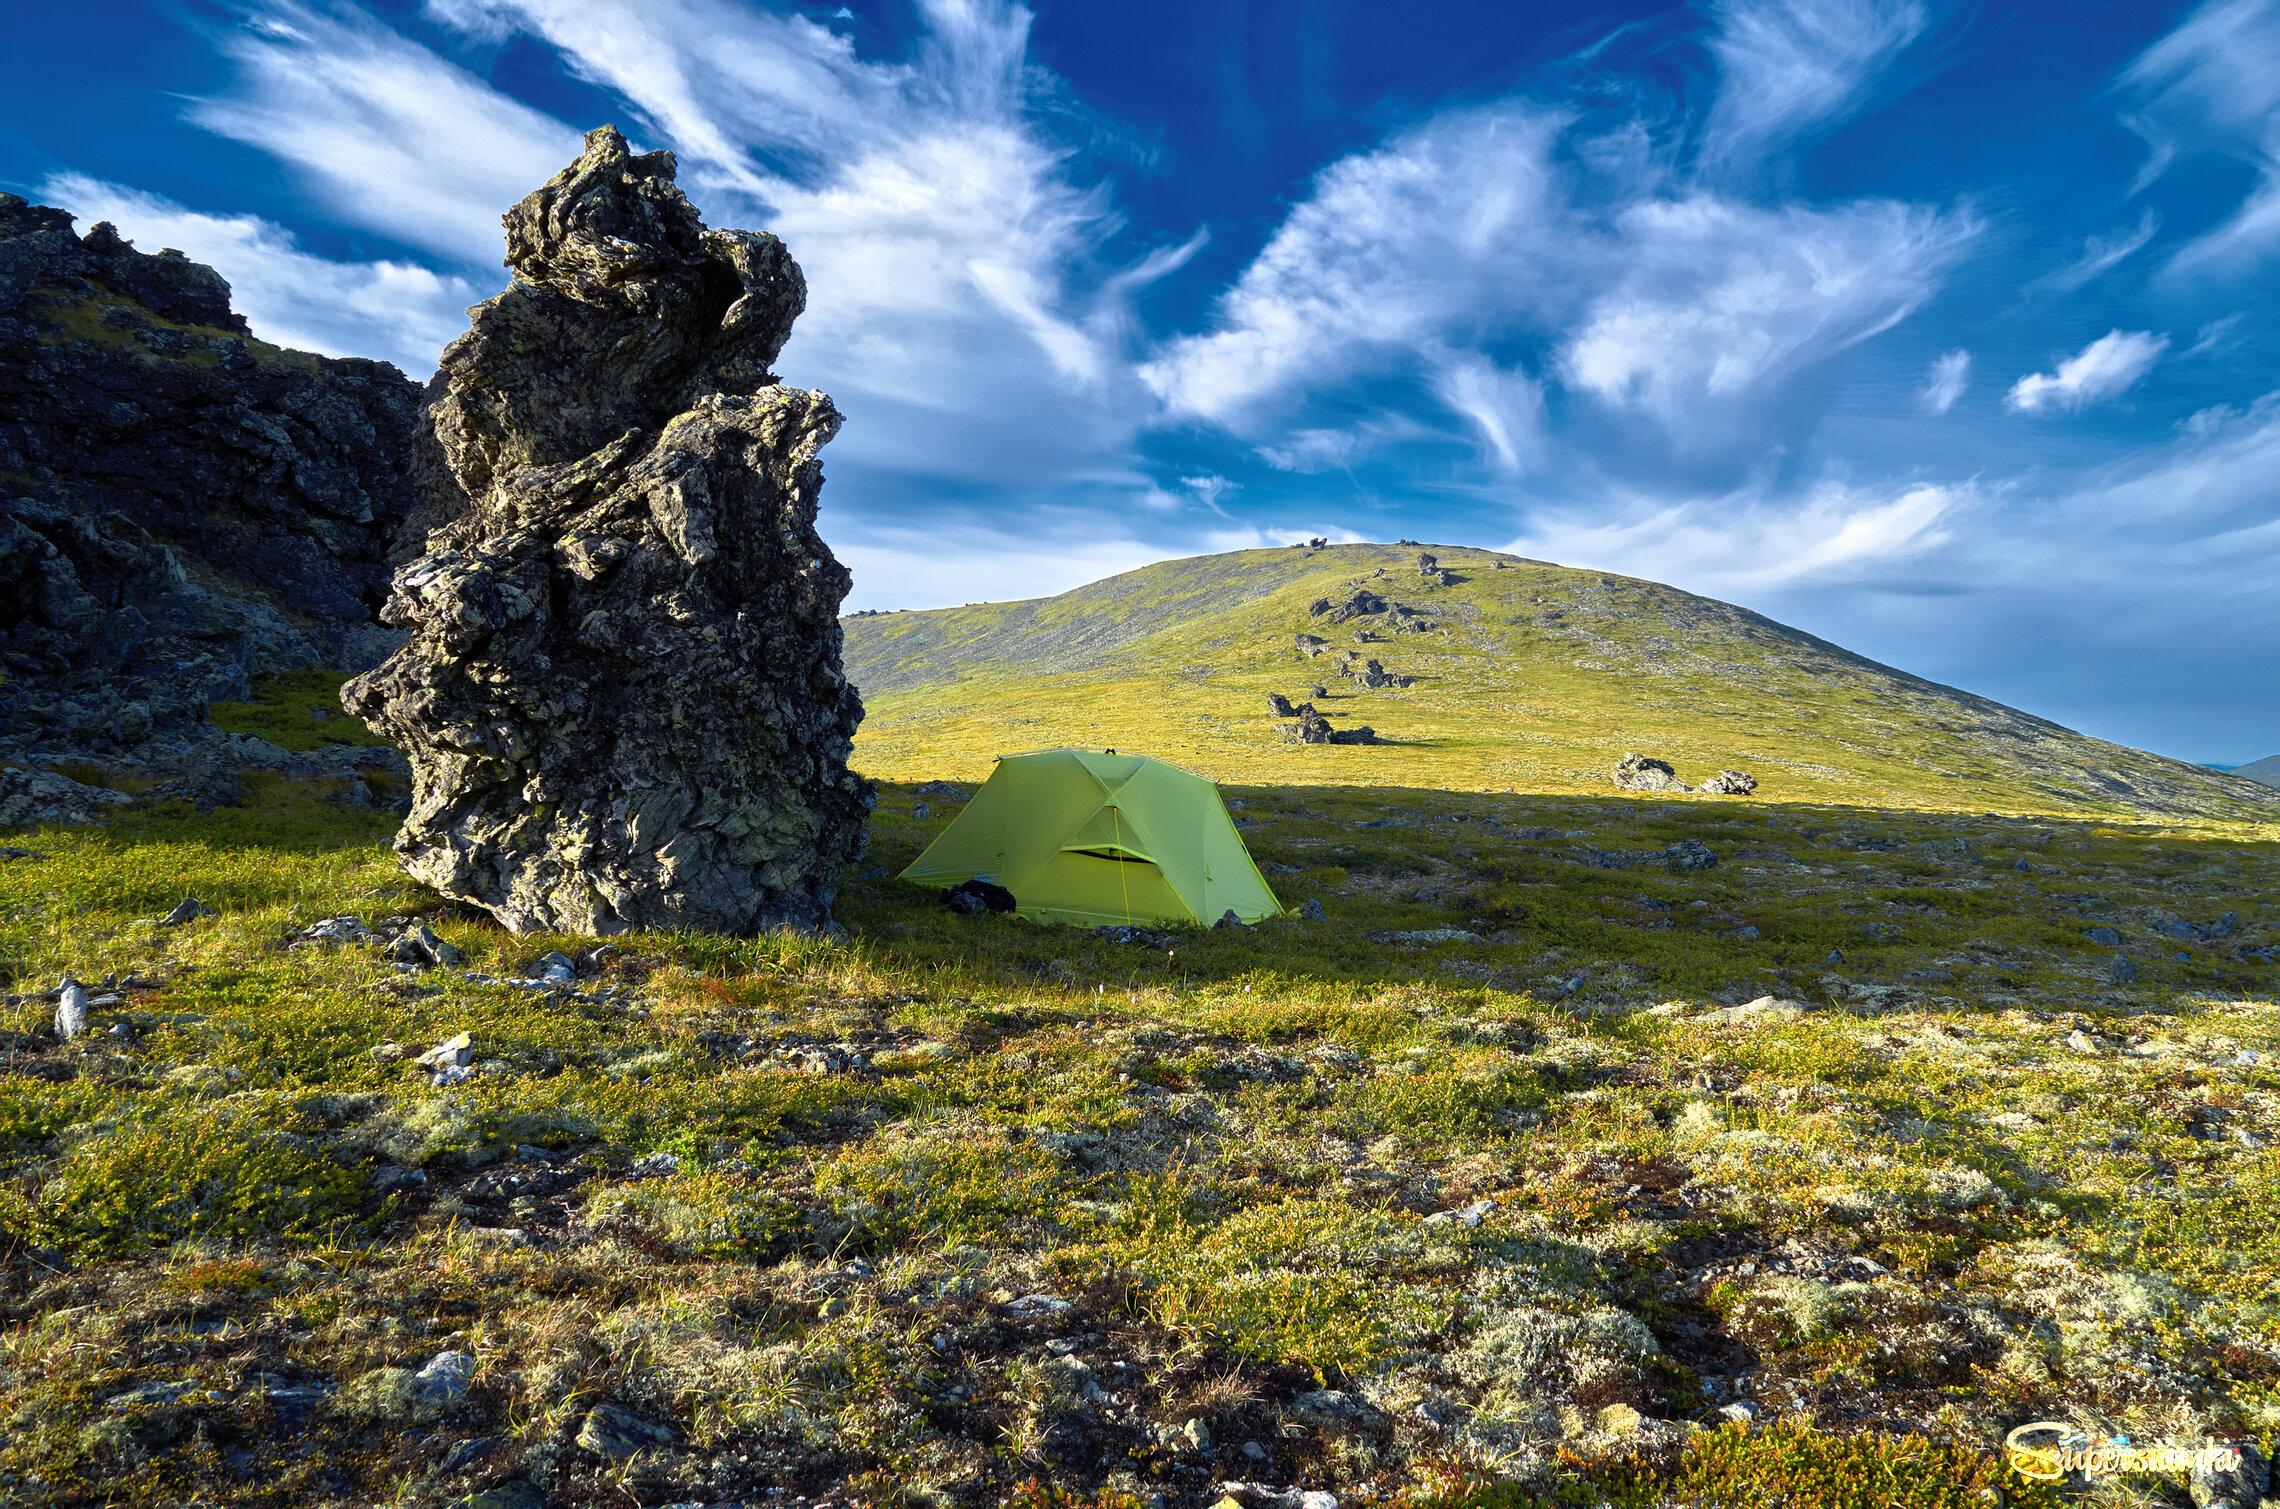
[[37, 172, 479, 375], [1143, 103, 1976, 478], [2025, 209, 2161, 294], [1507, 478, 1964, 595], [2118, 0, 2280, 272], [1558, 194, 1976, 440], [414, 0, 1181, 501], [187, 1, 583, 266], [1917, 348, 1970, 414], [1140, 105, 1572, 428], [1698, 0, 1931, 175], [2005, 329, 2169, 415]]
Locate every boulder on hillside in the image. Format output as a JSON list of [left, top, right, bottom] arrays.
[[1613, 752, 1689, 793], [1700, 769, 1757, 796], [1314, 588, 1387, 625], [1265, 693, 1296, 717], [345, 126, 874, 936]]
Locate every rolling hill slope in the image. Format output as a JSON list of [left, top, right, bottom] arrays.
[[842, 542, 2279, 822]]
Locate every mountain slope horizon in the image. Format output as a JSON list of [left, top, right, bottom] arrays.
[[842, 542, 2279, 823]]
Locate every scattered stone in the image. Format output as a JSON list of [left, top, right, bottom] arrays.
[[1293, 633, 1328, 655], [1307, 682, 1328, 698], [1215, 909, 1248, 930], [1699, 769, 1757, 795], [1612, 752, 1689, 793], [2192, 1440, 2269, 1509], [0, 846, 49, 862], [295, 915, 380, 947], [1296, 898, 1326, 922], [1698, 996, 1808, 1026], [1663, 838, 1718, 872], [53, 978, 88, 1040], [1312, 588, 1387, 625], [1280, 706, 1332, 744], [943, 879, 1015, 915], [1182, 1416, 1213, 1452], [1003, 1294, 1073, 1318], [913, 780, 965, 798], [2110, 957, 2138, 985], [1286, 1390, 1390, 1439], [0, 768, 132, 828], [912, 802, 930, 819], [412, 1351, 477, 1410], [1424, 1198, 1497, 1228], [1265, 693, 1296, 717], [343, 126, 872, 938], [1415, 552, 1436, 574], [2085, 926, 2122, 946], [1089, 925, 1175, 947], [417, 1033, 474, 1073], [575, 1401, 674, 1459], [158, 897, 216, 927]]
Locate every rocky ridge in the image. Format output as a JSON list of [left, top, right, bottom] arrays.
[[0, 193, 421, 799], [346, 126, 873, 937]]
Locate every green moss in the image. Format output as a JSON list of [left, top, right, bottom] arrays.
[[207, 669, 394, 752]]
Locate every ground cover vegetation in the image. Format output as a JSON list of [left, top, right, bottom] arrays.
[[3, 543, 2276, 1508], [1, 770, 2276, 1508]]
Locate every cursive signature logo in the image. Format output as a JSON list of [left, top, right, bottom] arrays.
[[2004, 1422, 2241, 1482]]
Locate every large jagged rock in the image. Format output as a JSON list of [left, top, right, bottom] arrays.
[[345, 127, 873, 936]]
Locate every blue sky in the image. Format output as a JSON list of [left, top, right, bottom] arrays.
[[6, 0, 2278, 763]]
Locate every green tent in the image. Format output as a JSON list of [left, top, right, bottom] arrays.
[[899, 749, 1285, 927]]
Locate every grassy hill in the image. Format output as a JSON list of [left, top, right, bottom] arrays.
[[4, 543, 2280, 1508], [845, 542, 2280, 823]]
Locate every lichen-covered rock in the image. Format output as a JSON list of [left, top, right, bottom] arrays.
[[1699, 769, 1757, 795], [345, 126, 872, 937], [1612, 752, 1689, 793]]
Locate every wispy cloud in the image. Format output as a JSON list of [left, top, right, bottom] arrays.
[[1143, 104, 1976, 481], [417, 0, 1178, 500], [1917, 348, 1970, 414], [1558, 194, 1976, 445], [2118, 0, 2280, 272], [2005, 329, 2169, 414], [1698, 0, 1931, 176], [37, 172, 478, 374], [188, 1, 582, 265], [2025, 209, 2161, 294], [1510, 478, 1964, 595]]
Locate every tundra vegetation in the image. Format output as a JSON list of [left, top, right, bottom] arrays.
[[2, 545, 2276, 1508]]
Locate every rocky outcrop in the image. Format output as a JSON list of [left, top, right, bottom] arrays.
[[0, 194, 422, 798], [1, 500, 309, 753], [1699, 769, 1757, 796], [1612, 753, 1688, 793], [0, 195, 421, 665], [345, 127, 872, 937], [1278, 703, 1382, 746]]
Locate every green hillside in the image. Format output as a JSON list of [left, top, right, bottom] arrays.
[[845, 542, 2279, 822]]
